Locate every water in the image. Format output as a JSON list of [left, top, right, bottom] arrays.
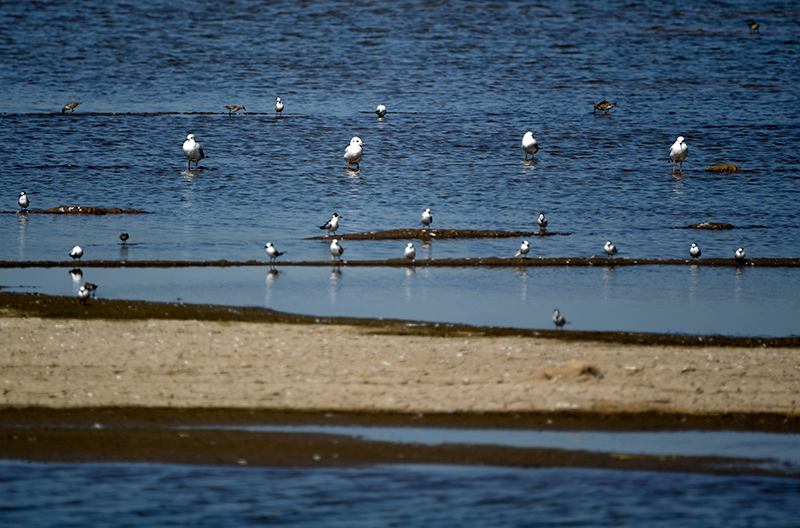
[[2, 0, 800, 523]]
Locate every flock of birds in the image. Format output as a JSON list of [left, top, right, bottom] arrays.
[[29, 87, 756, 325]]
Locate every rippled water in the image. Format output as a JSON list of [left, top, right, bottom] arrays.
[[2, 0, 800, 522]]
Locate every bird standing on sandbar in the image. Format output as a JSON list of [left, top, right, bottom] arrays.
[[330, 239, 345, 260], [421, 208, 433, 229], [265, 242, 284, 262], [514, 240, 530, 258], [70, 245, 83, 260], [18, 191, 29, 210], [344, 136, 365, 169], [690, 243, 701, 259], [593, 100, 616, 114], [183, 134, 206, 170], [83, 282, 98, 297], [604, 240, 618, 258], [224, 105, 246, 115], [404, 242, 416, 261], [376, 104, 387, 118], [119, 233, 129, 245], [538, 212, 548, 229], [275, 97, 284, 115], [553, 309, 567, 329], [320, 213, 341, 236], [78, 285, 90, 304], [522, 131, 539, 160], [669, 136, 688, 173], [735, 247, 746, 261], [62, 102, 81, 114]]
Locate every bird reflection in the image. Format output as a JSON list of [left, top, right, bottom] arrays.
[[689, 264, 699, 304], [69, 268, 83, 283], [119, 244, 129, 260], [734, 266, 745, 299], [264, 269, 281, 306], [421, 239, 433, 260], [602, 265, 615, 301], [403, 266, 416, 300], [514, 267, 529, 303], [329, 267, 342, 304]]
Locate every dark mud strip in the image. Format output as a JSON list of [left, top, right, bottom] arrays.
[[3, 257, 799, 269], [311, 229, 568, 240], [2, 424, 795, 477], [2, 291, 799, 348]]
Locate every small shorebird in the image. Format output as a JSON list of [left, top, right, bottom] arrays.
[[690, 243, 701, 259], [735, 247, 746, 261], [18, 191, 29, 210], [183, 133, 206, 170], [669, 136, 688, 173], [320, 213, 341, 236], [404, 242, 416, 261], [78, 285, 90, 304], [330, 239, 345, 260], [421, 208, 433, 229], [553, 309, 567, 329], [538, 212, 548, 229], [224, 105, 246, 115], [69, 245, 83, 260], [275, 97, 284, 115], [749, 21, 759, 33], [61, 102, 81, 114], [593, 100, 616, 114], [604, 240, 618, 258], [119, 233, 129, 245], [84, 282, 98, 297], [514, 240, 530, 258], [522, 131, 539, 160], [344, 136, 365, 169], [265, 242, 285, 262], [376, 104, 387, 118]]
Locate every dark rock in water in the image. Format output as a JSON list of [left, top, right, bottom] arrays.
[[705, 164, 742, 173], [41, 206, 149, 215], [315, 228, 570, 241], [686, 222, 736, 230]]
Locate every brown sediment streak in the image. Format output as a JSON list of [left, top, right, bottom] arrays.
[[1, 291, 798, 347]]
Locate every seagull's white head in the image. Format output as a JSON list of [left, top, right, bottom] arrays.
[[276, 97, 281, 102], [351, 136, 365, 146], [186, 134, 195, 141], [676, 136, 685, 143], [266, 242, 273, 248]]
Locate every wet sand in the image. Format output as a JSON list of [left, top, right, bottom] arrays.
[[1, 291, 799, 475]]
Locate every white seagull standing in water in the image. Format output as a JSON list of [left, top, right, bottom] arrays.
[[735, 247, 746, 261], [320, 213, 341, 236], [330, 239, 345, 260], [537, 212, 548, 229], [376, 104, 387, 118], [344, 136, 365, 169], [70, 245, 83, 260], [690, 243, 701, 259], [669, 136, 688, 173], [18, 191, 29, 210], [553, 309, 567, 329], [522, 131, 539, 160], [604, 240, 618, 258], [275, 97, 284, 115], [514, 240, 530, 258], [421, 208, 433, 229], [265, 242, 284, 262], [404, 242, 416, 261], [183, 134, 206, 170]]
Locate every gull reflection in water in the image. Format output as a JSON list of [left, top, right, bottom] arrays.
[[403, 266, 416, 300], [602, 265, 615, 301], [689, 264, 700, 305], [265, 269, 281, 306], [420, 240, 433, 260], [734, 265, 746, 300], [514, 267, 529, 303], [329, 267, 342, 304]]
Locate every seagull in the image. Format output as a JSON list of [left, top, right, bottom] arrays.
[[376, 104, 387, 118], [224, 105, 246, 115], [83, 282, 98, 297], [553, 309, 567, 329], [421, 208, 433, 229], [320, 213, 341, 236], [749, 21, 759, 33], [344, 136, 365, 169], [593, 100, 616, 114], [70, 245, 83, 260], [604, 240, 618, 258], [61, 102, 81, 114], [183, 133, 206, 170], [537, 212, 548, 229], [265, 242, 285, 262], [18, 191, 29, 210], [690, 243, 701, 259], [119, 233, 129, 245], [69, 268, 83, 282], [514, 240, 530, 258], [275, 97, 284, 115], [78, 285, 90, 304], [669, 136, 688, 173], [522, 131, 539, 160], [735, 247, 746, 261], [330, 239, 345, 260], [404, 242, 416, 261]]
